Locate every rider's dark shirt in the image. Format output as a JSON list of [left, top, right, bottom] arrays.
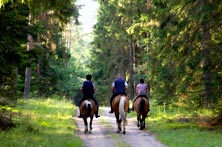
[[82, 81, 94, 99], [114, 78, 126, 93]]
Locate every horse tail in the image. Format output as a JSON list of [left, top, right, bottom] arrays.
[[85, 100, 92, 117], [139, 98, 145, 115], [119, 96, 128, 125]]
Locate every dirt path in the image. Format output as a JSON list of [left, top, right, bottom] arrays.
[[74, 107, 167, 147]]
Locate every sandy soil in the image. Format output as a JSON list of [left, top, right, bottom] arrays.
[[74, 107, 167, 147]]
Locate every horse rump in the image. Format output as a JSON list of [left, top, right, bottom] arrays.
[[80, 99, 94, 118]]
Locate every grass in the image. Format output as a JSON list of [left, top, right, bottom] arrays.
[[0, 98, 83, 147], [2, 98, 222, 147], [137, 99, 222, 147]]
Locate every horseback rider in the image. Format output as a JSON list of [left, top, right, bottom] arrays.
[[78, 74, 100, 118], [109, 73, 129, 113], [131, 78, 149, 111]]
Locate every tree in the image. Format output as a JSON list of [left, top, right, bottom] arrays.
[[0, 1, 30, 98], [92, 0, 222, 115], [0, 0, 80, 99]]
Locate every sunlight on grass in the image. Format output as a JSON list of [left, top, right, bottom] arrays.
[[0, 98, 83, 147], [142, 99, 222, 147]]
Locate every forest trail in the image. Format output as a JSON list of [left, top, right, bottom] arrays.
[[74, 107, 167, 147]]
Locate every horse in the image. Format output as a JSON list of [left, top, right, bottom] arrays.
[[133, 96, 150, 130], [111, 94, 129, 134], [79, 99, 97, 134]]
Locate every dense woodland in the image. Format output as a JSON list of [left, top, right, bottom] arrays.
[[91, 0, 222, 116], [0, 0, 80, 99], [1, 0, 222, 117]]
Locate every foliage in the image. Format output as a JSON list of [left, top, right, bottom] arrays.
[[0, 1, 30, 98], [92, 0, 222, 114], [0, 98, 83, 147], [1, 0, 222, 118], [143, 99, 222, 147], [0, 0, 80, 99]]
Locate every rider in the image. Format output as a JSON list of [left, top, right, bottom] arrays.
[[131, 78, 149, 111], [109, 73, 129, 113], [78, 74, 100, 118]]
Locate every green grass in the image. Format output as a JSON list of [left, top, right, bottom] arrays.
[[2, 98, 222, 147], [137, 99, 222, 147], [0, 98, 83, 147]]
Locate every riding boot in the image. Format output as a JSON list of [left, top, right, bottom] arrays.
[[109, 107, 113, 113], [109, 104, 113, 113], [109, 99, 114, 113], [95, 106, 100, 118]]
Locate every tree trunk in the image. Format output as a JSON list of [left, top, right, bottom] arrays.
[[201, 21, 212, 108], [128, 39, 135, 100], [23, 67, 31, 98], [10, 67, 18, 99], [23, 34, 33, 98], [36, 36, 41, 97]]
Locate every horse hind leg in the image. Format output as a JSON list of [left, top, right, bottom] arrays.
[[122, 120, 126, 134], [115, 114, 122, 133], [116, 119, 122, 133], [137, 115, 140, 127], [89, 117, 93, 134], [140, 115, 145, 130], [84, 118, 88, 134], [116, 122, 121, 133], [139, 116, 144, 130], [142, 115, 146, 130]]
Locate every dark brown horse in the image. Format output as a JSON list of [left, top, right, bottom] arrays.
[[79, 99, 97, 134], [112, 95, 129, 134], [133, 96, 150, 130]]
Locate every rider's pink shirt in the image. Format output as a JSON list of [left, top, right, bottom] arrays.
[[136, 83, 147, 95]]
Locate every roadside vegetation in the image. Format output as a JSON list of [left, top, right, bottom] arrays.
[[1, 98, 222, 147], [0, 98, 82, 147], [139, 99, 222, 147]]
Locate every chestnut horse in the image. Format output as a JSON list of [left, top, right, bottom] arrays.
[[133, 96, 150, 130], [79, 99, 97, 134], [112, 94, 129, 134]]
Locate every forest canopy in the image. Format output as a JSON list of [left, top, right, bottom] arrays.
[[90, 0, 222, 114], [0, 0, 222, 116]]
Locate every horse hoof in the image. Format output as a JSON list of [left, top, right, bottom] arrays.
[[84, 129, 88, 134], [123, 131, 126, 134]]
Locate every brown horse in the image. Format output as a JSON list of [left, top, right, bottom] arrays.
[[112, 94, 129, 134], [133, 96, 150, 130], [79, 99, 97, 134]]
